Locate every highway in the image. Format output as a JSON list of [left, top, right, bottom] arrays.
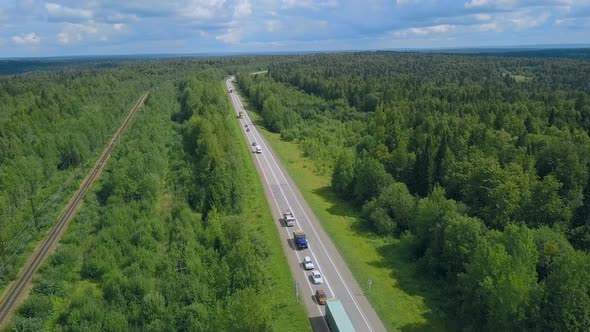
[[226, 77, 386, 332], [0, 92, 149, 327]]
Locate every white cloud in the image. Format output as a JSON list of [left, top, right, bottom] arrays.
[[181, 0, 226, 19], [393, 24, 455, 37], [396, 0, 422, 5], [216, 24, 241, 43], [12, 32, 40, 45], [58, 31, 80, 44], [477, 22, 501, 31], [474, 13, 492, 21], [113, 23, 126, 31], [553, 17, 587, 26], [57, 21, 126, 45], [266, 19, 281, 32], [234, 0, 252, 17], [282, 0, 338, 9], [465, 0, 517, 9], [106, 13, 139, 23], [45, 3, 93, 21], [510, 11, 550, 29], [283, 0, 313, 7], [215, 0, 254, 44]]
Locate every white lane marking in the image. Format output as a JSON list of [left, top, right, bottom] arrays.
[[229, 80, 375, 332], [226, 80, 329, 326]]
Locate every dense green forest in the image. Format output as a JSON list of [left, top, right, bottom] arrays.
[[0, 57, 273, 292], [0, 66, 153, 289], [6, 71, 308, 331], [236, 52, 590, 330]]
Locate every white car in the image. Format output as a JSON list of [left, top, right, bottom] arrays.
[[303, 256, 314, 270], [311, 270, 323, 284]]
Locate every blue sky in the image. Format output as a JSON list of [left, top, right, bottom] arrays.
[[1, 0, 590, 57]]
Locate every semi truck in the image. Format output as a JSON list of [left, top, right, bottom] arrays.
[[293, 230, 308, 250], [325, 299, 355, 332], [283, 211, 296, 227]]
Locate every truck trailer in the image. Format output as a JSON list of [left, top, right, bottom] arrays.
[[325, 299, 355, 332]]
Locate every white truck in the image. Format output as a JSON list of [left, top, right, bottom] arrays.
[[283, 210, 296, 227]]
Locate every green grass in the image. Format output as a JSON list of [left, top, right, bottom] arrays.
[[510, 74, 532, 82], [244, 109, 449, 331], [225, 85, 311, 332]]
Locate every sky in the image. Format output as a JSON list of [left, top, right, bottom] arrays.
[[1, 0, 590, 57]]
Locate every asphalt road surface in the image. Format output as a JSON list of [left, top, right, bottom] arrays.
[[226, 78, 386, 332]]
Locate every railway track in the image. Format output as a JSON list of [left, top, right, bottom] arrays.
[[0, 92, 149, 326]]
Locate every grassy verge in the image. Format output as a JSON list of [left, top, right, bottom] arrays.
[[244, 107, 449, 331], [224, 83, 310, 331]]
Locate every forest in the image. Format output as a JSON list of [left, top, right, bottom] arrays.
[[0, 66, 151, 290], [5, 69, 308, 331], [0, 57, 272, 292], [236, 52, 590, 330], [2, 51, 590, 331]]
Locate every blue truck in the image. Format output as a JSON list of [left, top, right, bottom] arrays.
[[326, 299, 355, 332], [293, 230, 308, 250]]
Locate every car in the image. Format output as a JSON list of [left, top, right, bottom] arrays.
[[283, 210, 296, 227], [311, 270, 323, 284], [303, 256, 314, 270], [252, 141, 257, 146], [315, 289, 327, 305]]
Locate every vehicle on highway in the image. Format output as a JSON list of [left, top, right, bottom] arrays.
[[303, 256, 314, 270], [326, 299, 355, 332], [252, 141, 257, 146], [238, 111, 244, 118], [311, 270, 323, 284], [245, 124, 248, 128], [293, 230, 308, 250], [255, 145, 262, 154], [315, 289, 327, 305], [283, 210, 296, 227]]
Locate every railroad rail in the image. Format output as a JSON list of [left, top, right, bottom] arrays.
[[0, 92, 149, 326]]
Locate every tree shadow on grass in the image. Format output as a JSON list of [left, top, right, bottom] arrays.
[[311, 184, 451, 331], [312, 185, 359, 219], [369, 240, 451, 332], [312, 185, 380, 240]]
